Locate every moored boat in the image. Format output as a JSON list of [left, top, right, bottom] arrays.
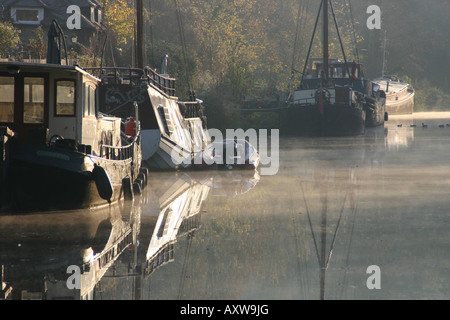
[[201, 139, 260, 171], [282, 0, 367, 136], [0, 62, 145, 212], [86, 65, 211, 171], [373, 76, 414, 115], [85, 1, 258, 172]]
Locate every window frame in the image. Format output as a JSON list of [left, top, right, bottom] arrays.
[[11, 7, 44, 25], [23, 76, 46, 125], [0, 75, 16, 124], [84, 82, 97, 117], [0, 72, 49, 129], [54, 79, 77, 117]]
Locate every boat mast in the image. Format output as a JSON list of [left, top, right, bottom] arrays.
[[136, 0, 145, 69], [381, 30, 387, 77], [322, 0, 329, 83]]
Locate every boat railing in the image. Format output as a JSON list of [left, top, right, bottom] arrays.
[[179, 101, 204, 119], [144, 242, 175, 277], [83, 66, 176, 97], [83, 67, 144, 87], [100, 122, 141, 161], [300, 78, 364, 90], [143, 67, 176, 97], [100, 142, 135, 161], [290, 97, 315, 106]]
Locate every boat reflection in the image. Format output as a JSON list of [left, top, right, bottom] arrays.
[[384, 118, 415, 151], [296, 162, 358, 300], [0, 200, 138, 300], [142, 170, 260, 278], [0, 171, 260, 300]]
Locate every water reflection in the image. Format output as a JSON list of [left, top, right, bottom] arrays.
[[2, 113, 450, 300], [144, 171, 260, 277], [0, 201, 138, 300], [384, 116, 415, 151], [297, 163, 358, 300], [0, 171, 260, 300]]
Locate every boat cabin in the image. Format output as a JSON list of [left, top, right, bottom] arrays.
[[292, 58, 376, 107], [0, 62, 121, 155], [295, 58, 377, 102], [304, 58, 363, 80]]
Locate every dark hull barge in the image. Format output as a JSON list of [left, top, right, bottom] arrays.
[[282, 98, 366, 136], [282, 0, 386, 136]]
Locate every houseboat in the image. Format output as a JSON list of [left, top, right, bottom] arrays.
[[0, 62, 145, 212]]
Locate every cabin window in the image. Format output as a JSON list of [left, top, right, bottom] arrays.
[[89, 86, 96, 115], [0, 76, 15, 123], [23, 77, 45, 124], [55, 80, 76, 116], [84, 83, 96, 116]]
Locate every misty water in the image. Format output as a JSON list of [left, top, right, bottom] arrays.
[[1, 112, 449, 300]]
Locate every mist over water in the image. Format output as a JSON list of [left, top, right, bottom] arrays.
[[1, 112, 449, 300]]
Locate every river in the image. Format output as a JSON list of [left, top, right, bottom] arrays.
[[1, 112, 449, 300]]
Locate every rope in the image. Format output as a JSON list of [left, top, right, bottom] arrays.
[[300, 183, 321, 266], [325, 191, 347, 268], [292, 181, 311, 299], [347, 0, 360, 63], [300, 0, 324, 85]]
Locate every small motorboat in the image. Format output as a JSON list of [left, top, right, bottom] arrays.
[[201, 139, 260, 170]]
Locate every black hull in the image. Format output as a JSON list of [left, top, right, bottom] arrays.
[[281, 104, 365, 136], [364, 99, 386, 127], [7, 161, 124, 212], [2, 142, 140, 213]]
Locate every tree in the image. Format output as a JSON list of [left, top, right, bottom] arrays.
[[183, 0, 292, 99], [143, 0, 450, 114], [27, 26, 47, 59], [101, 0, 135, 47], [0, 21, 21, 59]]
